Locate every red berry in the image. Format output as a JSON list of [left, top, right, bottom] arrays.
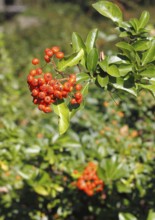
[[46, 86, 54, 95], [75, 84, 82, 91], [32, 89, 39, 97], [44, 106, 52, 113], [38, 77, 45, 86], [51, 46, 60, 54], [29, 69, 37, 76], [31, 78, 38, 87], [44, 55, 51, 63], [54, 90, 62, 99], [55, 51, 64, 59], [44, 73, 52, 82], [46, 49, 53, 57], [70, 98, 77, 105], [63, 82, 72, 92], [27, 74, 34, 83], [44, 96, 51, 103], [36, 68, 42, 75], [75, 92, 82, 100], [32, 58, 40, 65], [38, 91, 46, 99]]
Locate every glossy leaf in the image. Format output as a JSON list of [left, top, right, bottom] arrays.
[[112, 77, 137, 97], [118, 64, 132, 76], [119, 213, 137, 220], [97, 74, 109, 87], [116, 42, 134, 52], [98, 157, 128, 182], [140, 66, 155, 78], [129, 18, 139, 32], [107, 65, 120, 77], [72, 32, 86, 52], [92, 1, 123, 24], [34, 185, 49, 196], [132, 40, 151, 51], [139, 11, 150, 29], [85, 28, 98, 53], [76, 72, 90, 83], [138, 83, 155, 96], [57, 49, 84, 71], [53, 101, 70, 135], [142, 40, 155, 66], [147, 210, 155, 220], [87, 48, 98, 72]]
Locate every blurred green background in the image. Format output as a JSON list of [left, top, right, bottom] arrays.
[[0, 1, 155, 220]]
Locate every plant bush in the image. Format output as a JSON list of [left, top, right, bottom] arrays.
[[0, 1, 155, 220]]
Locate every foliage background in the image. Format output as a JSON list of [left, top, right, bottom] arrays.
[[0, 1, 155, 220]]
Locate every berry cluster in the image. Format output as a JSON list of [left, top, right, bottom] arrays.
[[76, 162, 104, 196], [27, 46, 83, 113]]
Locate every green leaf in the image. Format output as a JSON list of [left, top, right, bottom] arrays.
[[57, 49, 84, 71], [142, 40, 155, 66], [34, 185, 49, 196], [97, 74, 109, 87], [53, 101, 70, 135], [87, 48, 98, 72], [116, 42, 134, 52], [140, 66, 155, 78], [99, 58, 108, 72], [112, 77, 137, 97], [119, 212, 138, 220], [107, 65, 120, 77], [85, 28, 98, 53], [118, 64, 132, 76], [138, 83, 155, 96], [92, 1, 123, 24], [139, 11, 150, 29], [98, 156, 128, 182], [129, 18, 139, 32], [132, 40, 151, 51], [147, 210, 155, 220], [72, 32, 86, 52], [76, 72, 90, 83]]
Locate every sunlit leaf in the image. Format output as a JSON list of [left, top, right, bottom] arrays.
[[85, 28, 98, 53], [57, 49, 84, 71], [53, 101, 70, 135], [92, 1, 123, 24]]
